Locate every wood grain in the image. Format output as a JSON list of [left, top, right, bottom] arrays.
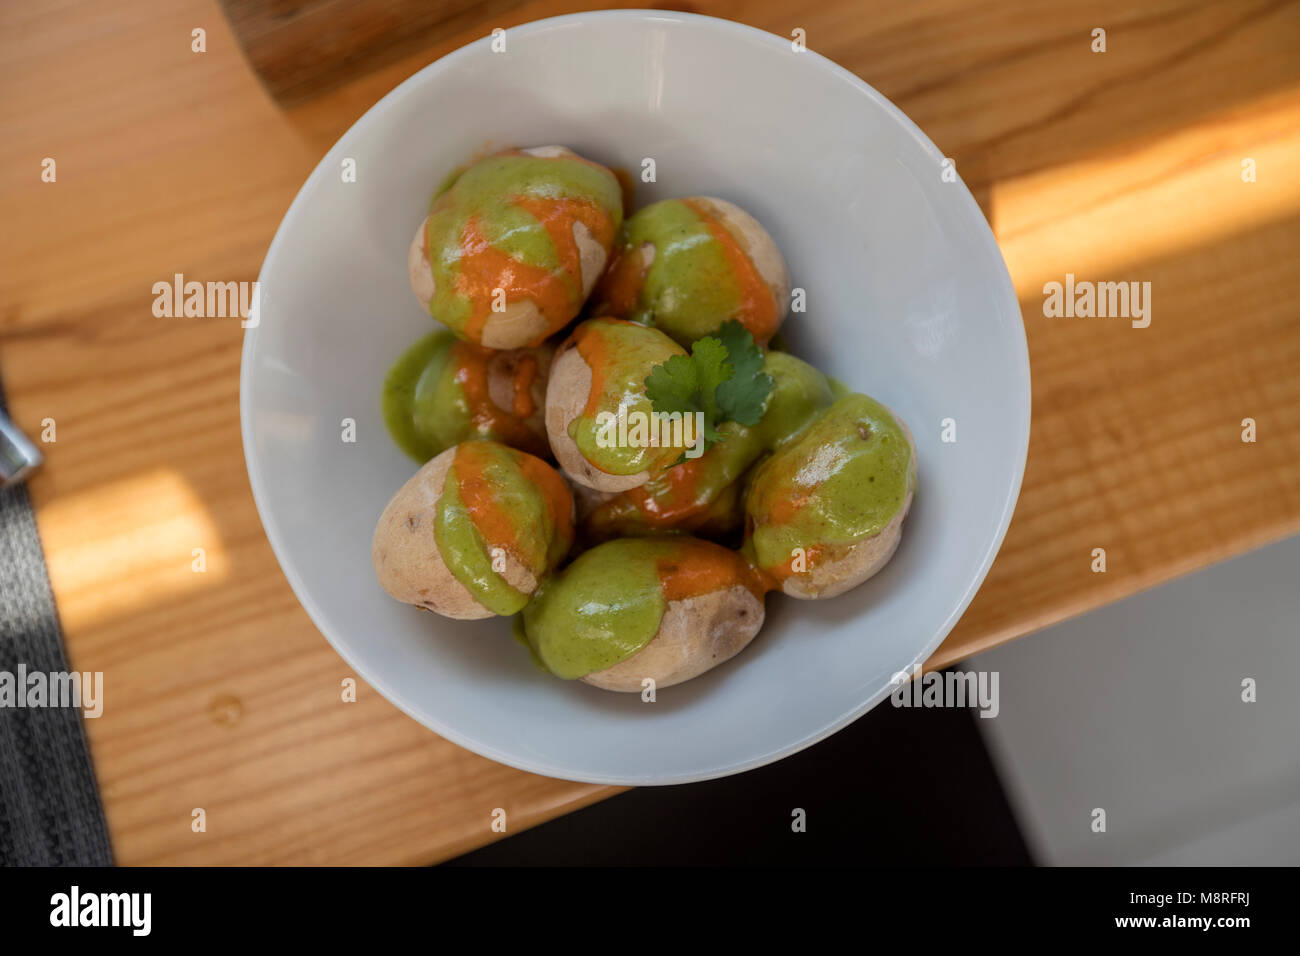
[[2, 0, 1297, 864]]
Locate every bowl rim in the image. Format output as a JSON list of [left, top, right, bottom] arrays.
[[240, 8, 1032, 785]]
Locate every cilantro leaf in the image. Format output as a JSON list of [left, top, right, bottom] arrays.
[[714, 320, 773, 426], [643, 354, 699, 415], [643, 321, 774, 457], [688, 337, 731, 423], [643, 350, 721, 445], [715, 320, 764, 380]]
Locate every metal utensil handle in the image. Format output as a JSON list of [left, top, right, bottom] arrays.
[[0, 412, 43, 487]]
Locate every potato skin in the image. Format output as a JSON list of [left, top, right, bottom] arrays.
[[581, 584, 764, 691], [778, 485, 912, 599], [408, 218, 436, 309]]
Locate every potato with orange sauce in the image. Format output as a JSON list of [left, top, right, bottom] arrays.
[[372, 440, 574, 619], [408, 146, 623, 349], [744, 393, 916, 599], [590, 196, 789, 347], [545, 317, 691, 493], [521, 537, 765, 691], [383, 331, 554, 462]]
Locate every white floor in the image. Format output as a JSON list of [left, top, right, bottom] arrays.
[[971, 532, 1300, 866]]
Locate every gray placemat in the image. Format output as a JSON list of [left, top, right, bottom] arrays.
[[0, 397, 113, 866]]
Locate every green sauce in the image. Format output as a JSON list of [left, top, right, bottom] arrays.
[[746, 393, 914, 573], [433, 441, 571, 615], [522, 539, 669, 679], [434, 468, 527, 615], [568, 319, 686, 476], [756, 351, 834, 449], [383, 332, 549, 463], [609, 199, 743, 345], [431, 165, 465, 205], [382, 332, 460, 462], [510, 613, 550, 672]]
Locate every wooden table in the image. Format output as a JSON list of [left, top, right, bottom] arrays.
[[3, 0, 1297, 865]]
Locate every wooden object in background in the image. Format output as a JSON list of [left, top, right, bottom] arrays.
[[219, 0, 530, 104]]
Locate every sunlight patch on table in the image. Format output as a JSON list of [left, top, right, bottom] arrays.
[[39, 468, 228, 632], [991, 90, 1300, 301]]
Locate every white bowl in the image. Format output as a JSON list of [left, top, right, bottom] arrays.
[[241, 10, 1030, 785]]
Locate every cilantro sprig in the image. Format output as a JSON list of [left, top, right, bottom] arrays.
[[643, 320, 773, 455]]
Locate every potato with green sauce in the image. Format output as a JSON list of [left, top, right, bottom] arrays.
[[578, 422, 759, 541], [522, 537, 765, 691], [591, 197, 790, 347], [754, 351, 836, 448], [545, 317, 691, 493], [408, 146, 623, 349], [383, 332, 553, 462], [578, 351, 834, 540], [372, 440, 574, 619], [744, 393, 916, 599]]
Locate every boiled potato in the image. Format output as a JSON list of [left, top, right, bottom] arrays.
[[522, 537, 765, 691], [408, 146, 622, 348], [578, 421, 761, 542], [590, 196, 789, 347], [382, 331, 554, 461], [545, 317, 689, 493], [744, 393, 916, 598], [372, 440, 573, 619]]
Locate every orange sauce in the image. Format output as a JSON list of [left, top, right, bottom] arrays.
[[516, 452, 575, 546], [452, 442, 522, 555], [569, 315, 652, 415], [682, 198, 779, 345], [657, 540, 765, 601], [452, 216, 559, 344], [512, 194, 616, 283], [511, 354, 538, 418], [592, 243, 650, 317], [450, 343, 544, 456], [452, 193, 615, 346], [764, 492, 811, 527], [620, 459, 709, 527], [570, 319, 612, 417], [453, 443, 573, 562]]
